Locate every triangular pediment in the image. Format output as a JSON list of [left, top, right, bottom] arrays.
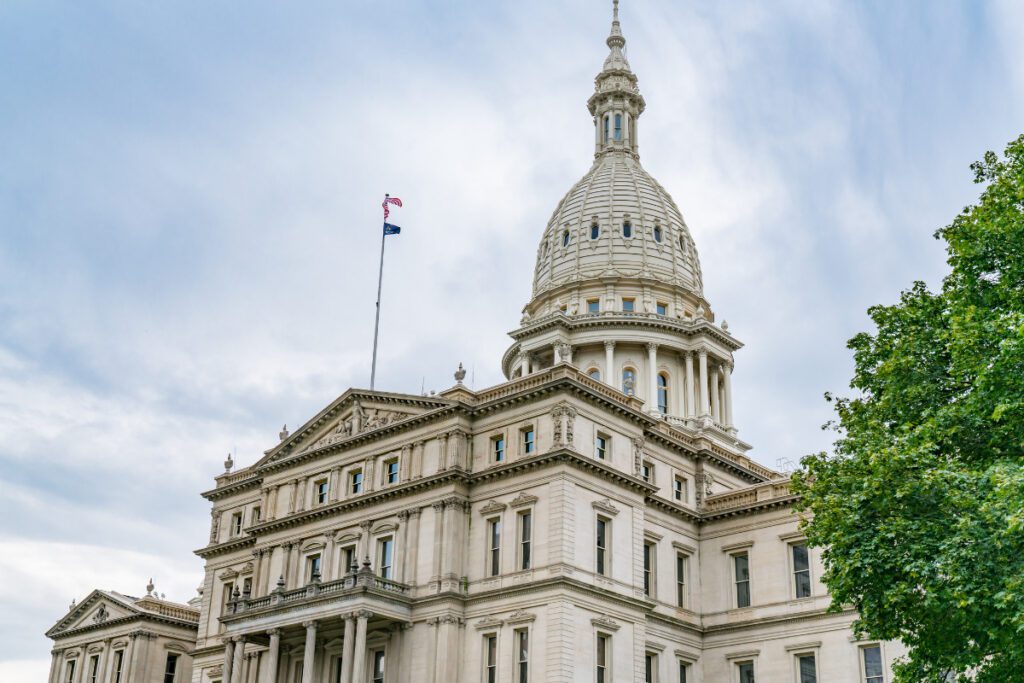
[[256, 390, 452, 466], [47, 591, 140, 637]]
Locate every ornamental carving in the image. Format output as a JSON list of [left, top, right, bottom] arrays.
[[474, 616, 504, 630], [592, 498, 621, 516], [479, 500, 507, 516], [92, 605, 109, 624], [506, 610, 536, 624], [509, 492, 538, 508], [550, 403, 578, 448], [590, 615, 621, 631], [631, 436, 645, 477]]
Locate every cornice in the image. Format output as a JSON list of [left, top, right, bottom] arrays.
[[194, 534, 257, 560]]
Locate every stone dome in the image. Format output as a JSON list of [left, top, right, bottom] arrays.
[[531, 152, 704, 302]]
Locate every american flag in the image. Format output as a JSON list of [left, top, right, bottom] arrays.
[[382, 195, 403, 220]]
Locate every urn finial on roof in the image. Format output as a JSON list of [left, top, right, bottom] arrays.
[[279, 424, 290, 441], [454, 362, 467, 384], [146, 578, 155, 596], [223, 452, 233, 473]]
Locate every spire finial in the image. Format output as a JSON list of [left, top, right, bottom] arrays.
[[606, 0, 625, 50]]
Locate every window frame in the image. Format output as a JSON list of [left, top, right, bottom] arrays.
[[657, 373, 670, 414], [791, 542, 812, 599], [732, 552, 751, 608], [64, 659, 76, 683], [231, 511, 243, 537], [88, 654, 99, 683], [306, 553, 322, 583], [653, 225, 663, 243], [595, 433, 609, 461], [315, 478, 329, 505], [521, 427, 535, 455], [623, 221, 633, 238], [793, 652, 818, 683], [675, 551, 688, 608], [673, 476, 687, 503], [251, 506, 261, 524], [643, 540, 656, 597], [371, 649, 386, 683], [112, 651, 125, 683], [596, 515, 611, 576], [492, 434, 506, 463], [587, 298, 600, 314], [377, 536, 394, 580], [518, 510, 532, 571], [622, 297, 635, 312], [483, 633, 499, 683], [486, 517, 502, 577], [587, 367, 602, 381], [163, 653, 179, 683], [514, 627, 529, 683], [645, 652, 658, 683], [350, 469, 363, 495], [859, 644, 885, 683], [641, 460, 654, 484], [656, 301, 667, 315], [596, 633, 611, 683], [736, 660, 756, 683], [590, 224, 600, 240], [383, 458, 399, 486]]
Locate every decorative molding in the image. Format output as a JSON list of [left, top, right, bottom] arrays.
[[778, 531, 807, 543], [643, 530, 664, 542], [590, 615, 621, 632], [371, 522, 398, 535], [674, 649, 698, 664], [591, 498, 621, 516], [474, 616, 505, 631], [784, 641, 822, 652], [645, 641, 666, 652], [506, 610, 536, 625], [724, 649, 760, 661], [478, 500, 507, 515], [509, 492, 538, 508], [721, 540, 754, 554], [301, 542, 326, 553]]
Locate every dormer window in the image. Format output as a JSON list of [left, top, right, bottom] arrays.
[[653, 226, 662, 243], [562, 229, 571, 247], [591, 224, 600, 239], [614, 114, 622, 140], [623, 221, 632, 238]]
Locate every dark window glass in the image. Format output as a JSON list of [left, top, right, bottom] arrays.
[[591, 224, 600, 239], [623, 222, 632, 238], [372, 651, 385, 683], [799, 654, 817, 683], [735, 554, 751, 608], [596, 635, 608, 683], [379, 538, 393, 579], [486, 636, 497, 683], [657, 374, 669, 414], [562, 230, 570, 247], [113, 652, 124, 683], [863, 647, 883, 683], [516, 630, 529, 683], [656, 302, 667, 315], [676, 554, 686, 606], [587, 299, 600, 313], [679, 662, 687, 683], [489, 519, 501, 576], [793, 544, 812, 598], [614, 114, 622, 140], [386, 460, 399, 484], [163, 654, 179, 683], [645, 654, 654, 683], [520, 512, 532, 570], [643, 543, 653, 596], [654, 226, 662, 242], [596, 518, 608, 575], [738, 662, 755, 683], [351, 471, 363, 494], [493, 437, 505, 462], [622, 298, 635, 312], [522, 429, 535, 454], [596, 435, 607, 460]]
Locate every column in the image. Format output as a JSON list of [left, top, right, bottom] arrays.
[[322, 533, 336, 581], [399, 445, 412, 481], [359, 521, 372, 564], [412, 441, 424, 479], [301, 622, 317, 683], [604, 340, 615, 386], [552, 342, 561, 364], [287, 480, 299, 514], [295, 477, 309, 512], [131, 633, 152, 681], [724, 363, 734, 427], [251, 550, 263, 597], [396, 511, 409, 583], [230, 637, 246, 683], [710, 363, 720, 422], [436, 434, 448, 471], [95, 641, 110, 683], [698, 349, 710, 416], [262, 630, 281, 683], [47, 651, 60, 683], [223, 639, 235, 683], [646, 343, 658, 411], [683, 352, 696, 417], [261, 550, 272, 594], [340, 615, 356, 683], [350, 611, 370, 683], [406, 507, 421, 585], [431, 501, 445, 583], [441, 499, 457, 578], [267, 485, 279, 521]]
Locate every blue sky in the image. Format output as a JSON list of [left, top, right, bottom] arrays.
[[1, 0, 1022, 679]]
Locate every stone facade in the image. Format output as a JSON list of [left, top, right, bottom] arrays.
[[47, 3, 906, 682], [45, 587, 199, 683]]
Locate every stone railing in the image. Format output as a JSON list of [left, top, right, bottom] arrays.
[[228, 571, 410, 616], [703, 480, 794, 513], [135, 598, 200, 623], [215, 468, 259, 489]]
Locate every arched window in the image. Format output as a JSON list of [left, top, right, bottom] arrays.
[[591, 224, 600, 239], [653, 226, 663, 243], [622, 367, 637, 396], [603, 116, 610, 143], [562, 229, 571, 247], [614, 114, 622, 141], [588, 368, 601, 381], [623, 221, 632, 238], [657, 373, 670, 414], [679, 235, 686, 251]]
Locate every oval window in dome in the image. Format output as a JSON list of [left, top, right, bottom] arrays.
[[591, 224, 600, 240], [654, 226, 663, 243], [623, 221, 632, 238], [562, 230, 571, 247]]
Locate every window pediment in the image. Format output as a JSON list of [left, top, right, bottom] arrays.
[[371, 522, 397, 535], [506, 610, 536, 625], [475, 616, 505, 630], [591, 498, 621, 516], [478, 500, 507, 515], [591, 615, 621, 631], [509, 493, 538, 508]]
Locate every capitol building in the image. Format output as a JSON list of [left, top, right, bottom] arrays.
[[47, 3, 904, 682]]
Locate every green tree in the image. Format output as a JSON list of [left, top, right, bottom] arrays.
[[792, 134, 1024, 683]]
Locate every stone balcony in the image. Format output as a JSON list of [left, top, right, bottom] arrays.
[[221, 567, 411, 635]]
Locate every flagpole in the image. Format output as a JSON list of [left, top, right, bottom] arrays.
[[370, 195, 389, 391]]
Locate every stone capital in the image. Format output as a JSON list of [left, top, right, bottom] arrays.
[[302, 620, 318, 630]]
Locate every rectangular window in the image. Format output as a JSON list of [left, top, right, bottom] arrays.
[[342, 545, 356, 574], [645, 653, 656, 683], [350, 470, 363, 494], [734, 553, 751, 608], [587, 298, 600, 313], [596, 634, 609, 683], [335, 658, 344, 683], [798, 654, 817, 683], [596, 517, 609, 575], [221, 582, 234, 614], [793, 544, 811, 598], [316, 479, 329, 504], [493, 436, 505, 462], [676, 553, 687, 607], [656, 302, 667, 316], [643, 541, 656, 596], [378, 537, 394, 579], [65, 661, 76, 683], [231, 512, 243, 536], [641, 461, 653, 483], [487, 518, 501, 576], [251, 506, 261, 524], [678, 661, 687, 683], [519, 511, 532, 570], [384, 459, 399, 485], [673, 476, 686, 503], [515, 629, 529, 683], [372, 650, 385, 683], [595, 434, 608, 460], [242, 577, 252, 597], [522, 428, 535, 454], [622, 297, 635, 312], [307, 554, 322, 582], [614, 113, 622, 140], [113, 651, 124, 683], [163, 654, 179, 683], [485, 635, 498, 683], [89, 655, 99, 683], [862, 646, 883, 683], [738, 661, 755, 683]]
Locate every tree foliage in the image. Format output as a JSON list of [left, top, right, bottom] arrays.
[[791, 134, 1024, 682]]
